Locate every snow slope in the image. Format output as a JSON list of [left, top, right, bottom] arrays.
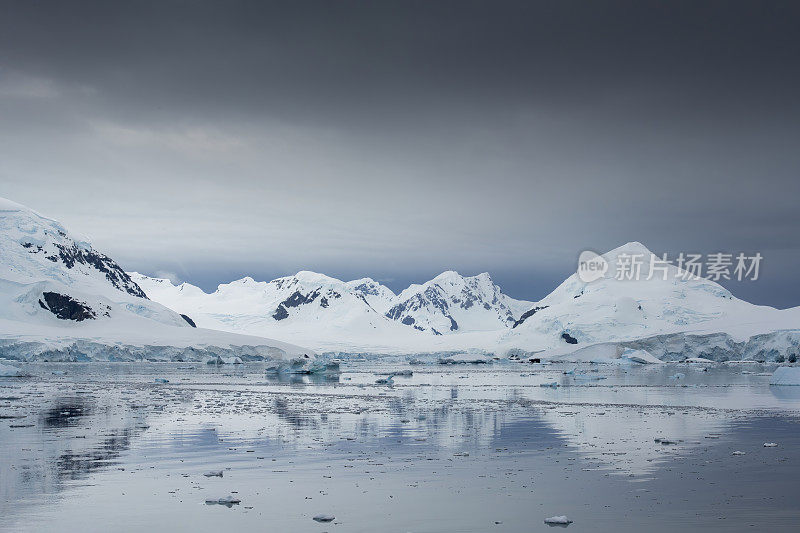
[[0, 197, 312, 362]]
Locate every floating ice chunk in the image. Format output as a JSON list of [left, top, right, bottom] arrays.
[[668, 373, 686, 380], [620, 349, 663, 364], [205, 495, 241, 506], [684, 357, 715, 364], [763, 442, 778, 447], [265, 358, 335, 375], [0, 362, 24, 377], [203, 470, 223, 477], [540, 381, 560, 388], [438, 353, 493, 365], [307, 362, 340, 374], [312, 514, 335, 522], [264, 362, 282, 373], [154, 378, 169, 383], [206, 355, 243, 365], [731, 450, 746, 456], [574, 374, 606, 381], [770, 367, 800, 386], [544, 515, 573, 525]]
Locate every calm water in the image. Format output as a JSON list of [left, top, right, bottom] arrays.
[[1, 360, 799, 532]]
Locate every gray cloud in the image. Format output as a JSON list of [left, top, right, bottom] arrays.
[[1, 1, 799, 306]]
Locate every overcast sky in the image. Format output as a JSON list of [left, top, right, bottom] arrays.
[[1, 1, 799, 306]]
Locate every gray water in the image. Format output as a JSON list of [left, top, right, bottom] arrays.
[[1, 361, 799, 532]]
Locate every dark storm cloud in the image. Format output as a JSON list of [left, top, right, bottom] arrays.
[[1, 1, 799, 306]]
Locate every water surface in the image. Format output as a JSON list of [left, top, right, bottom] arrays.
[[1, 361, 799, 532]]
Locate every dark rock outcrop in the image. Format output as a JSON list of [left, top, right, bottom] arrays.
[[272, 305, 289, 321], [561, 332, 578, 344], [21, 239, 147, 298], [512, 306, 548, 328], [39, 292, 98, 321]]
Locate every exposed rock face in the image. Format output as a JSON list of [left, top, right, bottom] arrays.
[[561, 332, 578, 344], [271, 287, 343, 319], [512, 306, 548, 328], [24, 240, 147, 299], [179, 314, 196, 327], [39, 292, 103, 321], [387, 285, 461, 331]]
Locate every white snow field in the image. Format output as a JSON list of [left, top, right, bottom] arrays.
[[0, 197, 313, 362]]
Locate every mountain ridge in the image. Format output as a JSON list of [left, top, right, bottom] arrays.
[[130, 268, 532, 338], [132, 242, 800, 360]]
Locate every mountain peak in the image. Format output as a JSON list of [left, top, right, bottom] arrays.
[[1, 197, 146, 299], [431, 270, 462, 282], [292, 270, 343, 285], [0, 197, 29, 212], [603, 241, 656, 259]]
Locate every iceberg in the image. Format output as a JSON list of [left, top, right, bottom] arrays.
[[205, 495, 240, 506], [619, 349, 663, 364], [544, 515, 573, 525], [437, 353, 494, 365], [770, 366, 800, 386], [0, 362, 24, 377]]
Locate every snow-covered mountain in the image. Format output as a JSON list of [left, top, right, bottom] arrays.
[[134, 241, 800, 360], [346, 277, 397, 312], [499, 242, 800, 361], [10, 189, 792, 361], [0, 197, 312, 362], [386, 271, 531, 334], [131, 270, 424, 353], [131, 268, 533, 351]]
